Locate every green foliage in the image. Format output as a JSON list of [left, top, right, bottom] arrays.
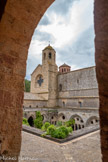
[[58, 126, 69, 136], [34, 119, 43, 129], [48, 110, 58, 113], [51, 129, 66, 139], [47, 125, 56, 135], [36, 111, 43, 119], [34, 111, 43, 129], [46, 125, 70, 139], [25, 79, 31, 92], [51, 126, 69, 139], [67, 126, 73, 133], [41, 133, 47, 137], [56, 121, 62, 127], [41, 122, 50, 131], [22, 118, 29, 126], [65, 119, 75, 127]]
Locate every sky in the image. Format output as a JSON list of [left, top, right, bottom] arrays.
[[26, 0, 95, 80]]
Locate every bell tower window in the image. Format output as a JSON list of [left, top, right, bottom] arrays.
[[44, 53, 46, 60], [49, 52, 52, 59]]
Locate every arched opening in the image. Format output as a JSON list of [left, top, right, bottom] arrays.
[[36, 74, 44, 87], [28, 116, 34, 127], [86, 116, 99, 126], [63, 102, 65, 107], [0, 0, 107, 160], [62, 115, 65, 120], [44, 53, 46, 59], [49, 52, 52, 59], [70, 114, 84, 131], [59, 84, 62, 91]]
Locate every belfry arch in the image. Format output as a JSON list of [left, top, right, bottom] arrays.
[[0, 0, 108, 162]]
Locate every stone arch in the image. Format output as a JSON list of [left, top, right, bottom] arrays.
[[28, 116, 34, 127], [70, 114, 85, 131], [0, 0, 108, 161], [50, 115, 57, 125], [41, 113, 47, 122], [86, 116, 99, 127], [58, 113, 66, 122]]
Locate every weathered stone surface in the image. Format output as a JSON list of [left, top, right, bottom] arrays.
[[19, 131, 102, 162], [0, 0, 54, 161], [94, 0, 108, 162], [0, 0, 108, 161]]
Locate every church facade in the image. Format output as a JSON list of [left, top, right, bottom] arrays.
[[23, 45, 99, 130]]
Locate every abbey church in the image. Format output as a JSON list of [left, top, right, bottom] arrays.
[[23, 45, 99, 130]]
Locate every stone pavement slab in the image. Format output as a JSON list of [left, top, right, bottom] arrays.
[[19, 131, 102, 162]]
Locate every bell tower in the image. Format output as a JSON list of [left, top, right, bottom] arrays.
[[42, 45, 58, 107], [42, 44, 56, 66], [31, 45, 58, 108]]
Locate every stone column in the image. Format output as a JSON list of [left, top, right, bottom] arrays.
[[0, 0, 54, 161], [94, 0, 108, 161]]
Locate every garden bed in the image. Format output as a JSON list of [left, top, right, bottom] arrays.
[[22, 124, 100, 143]]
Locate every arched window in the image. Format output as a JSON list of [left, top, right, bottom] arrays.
[[28, 116, 34, 127], [59, 84, 62, 91], [49, 52, 52, 59], [79, 101, 82, 107], [63, 102, 65, 107], [44, 53, 46, 59], [62, 115, 65, 120], [36, 74, 44, 87]]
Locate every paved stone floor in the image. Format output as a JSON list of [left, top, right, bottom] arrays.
[[19, 130, 102, 162]]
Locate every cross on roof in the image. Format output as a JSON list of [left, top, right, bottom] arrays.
[[37, 76, 43, 86]]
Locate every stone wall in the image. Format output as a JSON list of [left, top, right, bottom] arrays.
[[0, 0, 54, 160], [0, 0, 108, 161], [58, 66, 99, 108], [58, 66, 98, 91], [23, 100, 47, 108]]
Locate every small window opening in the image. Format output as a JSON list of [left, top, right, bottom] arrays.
[[59, 84, 62, 91], [62, 115, 65, 120], [91, 121, 93, 124], [49, 52, 52, 59], [44, 53, 46, 59], [63, 102, 65, 107]]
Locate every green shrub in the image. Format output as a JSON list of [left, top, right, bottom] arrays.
[[65, 119, 75, 127], [47, 125, 56, 135], [51, 129, 66, 139], [36, 111, 43, 120], [34, 119, 43, 129], [56, 121, 62, 127], [58, 126, 69, 136], [41, 122, 50, 131], [51, 126, 69, 139], [22, 118, 29, 126], [47, 125, 69, 139], [34, 111, 43, 129], [67, 126, 73, 133]]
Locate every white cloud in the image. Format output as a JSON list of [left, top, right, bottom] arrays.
[[26, 0, 94, 80]]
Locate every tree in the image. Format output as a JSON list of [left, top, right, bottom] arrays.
[[25, 79, 31, 92]]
